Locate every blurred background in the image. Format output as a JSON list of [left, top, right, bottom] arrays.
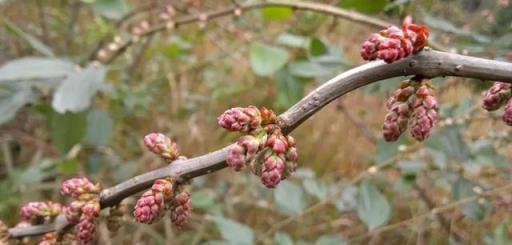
[[1, 0, 512, 244]]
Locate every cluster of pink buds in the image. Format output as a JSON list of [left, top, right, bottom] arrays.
[[19, 201, 62, 223], [481, 81, 512, 125], [143, 133, 180, 161], [170, 188, 192, 227], [382, 78, 438, 142], [60, 177, 100, 244], [360, 20, 429, 63], [133, 177, 174, 224], [218, 106, 298, 188]]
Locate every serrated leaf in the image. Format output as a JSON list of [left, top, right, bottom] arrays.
[[52, 63, 106, 113], [0, 57, 75, 83], [0, 85, 37, 125], [274, 232, 294, 245], [210, 216, 254, 245], [91, 0, 129, 20], [261, 7, 292, 21], [357, 180, 391, 230], [274, 181, 307, 215], [84, 109, 113, 147], [50, 111, 87, 155], [4, 19, 54, 57], [250, 42, 288, 76]]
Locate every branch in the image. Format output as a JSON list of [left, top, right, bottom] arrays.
[[7, 50, 512, 238], [96, 0, 446, 63]]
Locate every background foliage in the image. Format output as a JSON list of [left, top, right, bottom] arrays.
[[1, 0, 512, 244]]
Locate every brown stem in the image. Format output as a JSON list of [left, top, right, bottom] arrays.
[[7, 50, 512, 238]]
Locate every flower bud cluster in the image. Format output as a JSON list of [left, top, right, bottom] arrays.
[[133, 177, 175, 224], [219, 106, 298, 188], [170, 188, 192, 227], [143, 133, 180, 161], [19, 201, 62, 223], [481, 81, 512, 126], [60, 177, 100, 244], [382, 79, 438, 142], [361, 21, 429, 63]]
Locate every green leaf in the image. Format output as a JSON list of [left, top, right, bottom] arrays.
[[250, 42, 288, 76], [288, 61, 334, 78], [315, 235, 347, 245], [357, 180, 391, 230], [50, 111, 87, 155], [91, 0, 129, 20], [0, 85, 37, 125], [303, 178, 328, 199], [309, 38, 328, 56], [452, 176, 486, 220], [210, 216, 254, 245], [0, 57, 75, 83], [493, 222, 511, 245], [274, 181, 307, 215], [191, 190, 216, 210], [3, 19, 54, 57], [274, 232, 294, 245], [338, 0, 387, 14], [261, 7, 292, 21], [51, 63, 106, 113], [335, 186, 358, 212], [275, 33, 310, 49], [84, 109, 113, 147], [426, 125, 471, 162], [275, 70, 304, 109], [374, 136, 407, 163], [56, 158, 79, 175]]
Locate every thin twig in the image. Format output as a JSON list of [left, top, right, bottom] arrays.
[[7, 50, 512, 238]]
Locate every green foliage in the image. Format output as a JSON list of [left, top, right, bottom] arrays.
[[250, 42, 289, 76], [357, 180, 391, 230], [338, 0, 387, 14], [274, 181, 307, 215], [210, 216, 254, 245], [261, 7, 293, 21], [50, 111, 87, 155]]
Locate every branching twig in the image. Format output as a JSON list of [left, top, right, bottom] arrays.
[[95, 0, 447, 64], [7, 50, 512, 238]]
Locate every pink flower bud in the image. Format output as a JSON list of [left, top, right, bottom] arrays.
[[143, 133, 179, 161], [266, 132, 288, 154], [383, 101, 411, 142], [482, 81, 512, 111], [226, 135, 264, 171], [64, 201, 85, 224], [409, 94, 438, 141], [361, 23, 429, 63], [503, 99, 512, 126], [260, 154, 286, 188], [20, 201, 62, 222], [217, 106, 262, 133], [60, 177, 100, 199], [133, 178, 174, 224], [170, 189, 192, 227], [77, 213, 97, 244]]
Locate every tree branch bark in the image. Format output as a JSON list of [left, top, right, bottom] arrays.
[[7, 50, 512, 238]]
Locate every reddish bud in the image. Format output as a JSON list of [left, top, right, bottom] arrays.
[[226, 135, 264, 171], [482, 81, 512, 111], [409, 85, 438, 142], [60, 177, 100, 199], [20, 201, 62, 222], [143, 133, 179, 161], [266, 132, 288, 154], [260, 154, 286, 188], [133, 178, 174, 224], [38, 232, 57, 245], [77, 214, 97, 244], [503, 99, 512, 126], [170, 189, 192, 227], [217, 106, 262, 133], [259, 107, 277, 125]]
